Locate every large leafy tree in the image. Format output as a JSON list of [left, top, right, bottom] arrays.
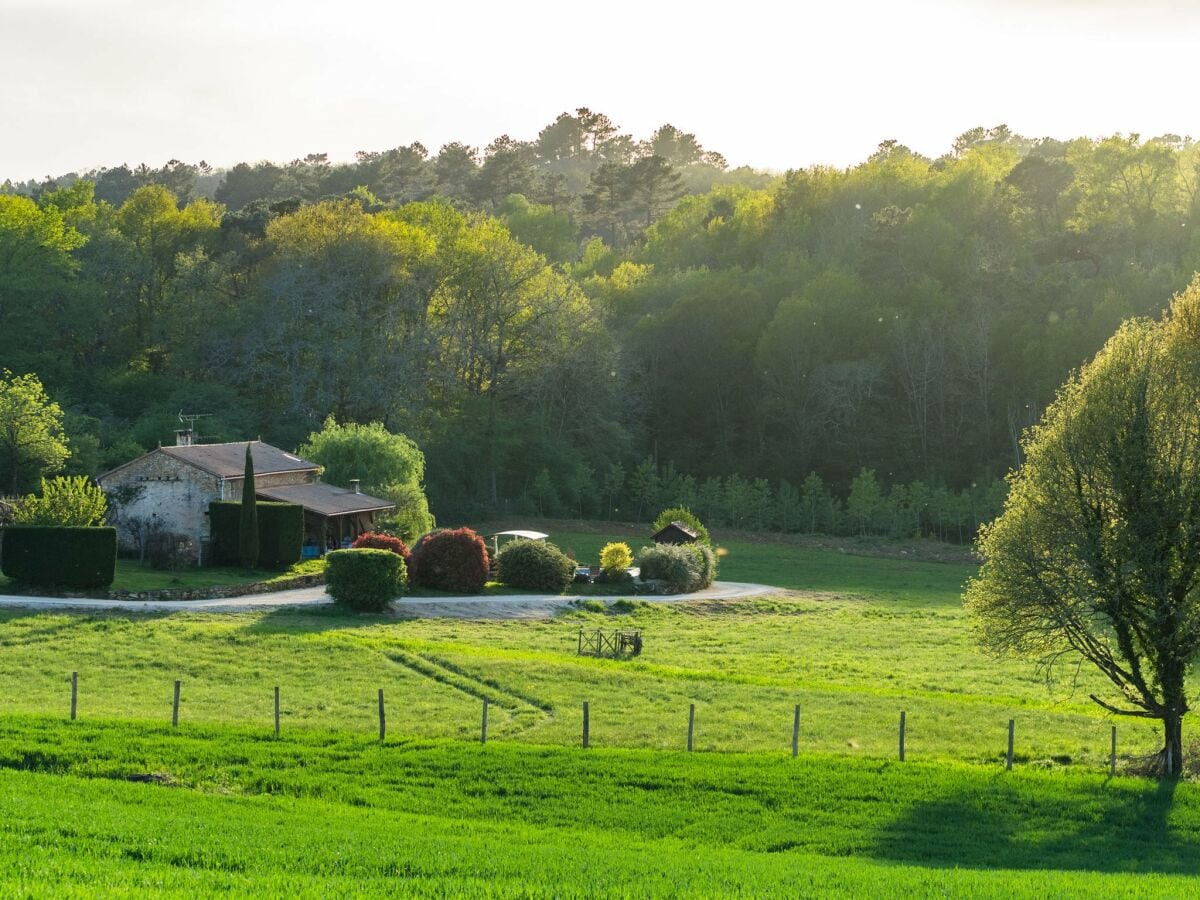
[[299, 418, 434, 539], [0, 370, 70, 494], [966, 277, 1200, 776], [0, 194, 86, 376], [243, 200, 437, 432]]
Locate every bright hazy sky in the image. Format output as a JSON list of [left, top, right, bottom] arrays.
[[3, 0, 1199, 181]]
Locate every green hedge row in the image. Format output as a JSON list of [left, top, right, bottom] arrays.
[[0, 526, 117, 589], [208, 501, 303, 568]]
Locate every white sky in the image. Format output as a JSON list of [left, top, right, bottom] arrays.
[[3, 0, 1199, 181]]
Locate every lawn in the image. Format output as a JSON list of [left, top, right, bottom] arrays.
[[0, 558, 325, 594], [0, 718, 1196, 896], [0, 524, 1191, 893], [0, 530, 1168, 768]]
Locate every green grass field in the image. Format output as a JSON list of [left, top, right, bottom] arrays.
[[0, 523, 1192, 894], [0, 718, 1197, 896]]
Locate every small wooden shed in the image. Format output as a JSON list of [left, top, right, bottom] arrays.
[[652, 521, 699, 545]]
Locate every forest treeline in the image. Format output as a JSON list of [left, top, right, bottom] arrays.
[[4, 113, 1200, 537]]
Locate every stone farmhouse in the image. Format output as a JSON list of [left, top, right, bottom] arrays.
[[98, 431, 395, 560]]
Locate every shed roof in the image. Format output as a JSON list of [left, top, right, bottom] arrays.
[[256, 482, 395, 517], [652, 521, 699, 543], [162, 441, 318, 479]]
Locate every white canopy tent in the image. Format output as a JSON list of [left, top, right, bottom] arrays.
[[489, 530, 549, 557]]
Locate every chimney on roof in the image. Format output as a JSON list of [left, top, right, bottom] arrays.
[[350, 478, 361, 494], [175, 429, 193, 447]]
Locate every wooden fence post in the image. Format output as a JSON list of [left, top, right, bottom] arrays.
[[378, 688, 386, 742], [70, 672, 77, 722], [577, 628, 583, 656], [582, 701, 590, 749], [1006, 719, 1014, 771], [687, 703, 695, 752], [481, 698, 489, 745], [899, 710, 906, 762], [1110, 725, 1117, 777], [172, 680, 181, 728], [792, 705, 800, 758], [274, 686, 280, 737]]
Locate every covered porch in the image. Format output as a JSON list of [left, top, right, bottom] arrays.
[[255, 482, 395, 556]]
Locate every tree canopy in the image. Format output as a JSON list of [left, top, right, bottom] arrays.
[[0, 370, 69, 494], [966, 276, 1200, 775], [299, 418, 435, 540], [6, 120, 1200, 538]]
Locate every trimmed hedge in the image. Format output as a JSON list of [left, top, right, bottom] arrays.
[[496, 539, 574, 593], [325, 548, 407, 612], [0, 526, 117, 589], [209, 501, 303, 569], [208, 502, 241, 565], [410, 527, 489, 593], [257, 503, 303, 568]]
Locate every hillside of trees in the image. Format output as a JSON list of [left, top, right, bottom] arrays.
[[4, 113, 1200, 537]]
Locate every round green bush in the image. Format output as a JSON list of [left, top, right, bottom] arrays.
[[496, 539, 574, 593], [325, 548, 407, 612]]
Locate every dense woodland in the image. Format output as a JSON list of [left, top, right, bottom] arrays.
[[4, 111, 1200, 537]]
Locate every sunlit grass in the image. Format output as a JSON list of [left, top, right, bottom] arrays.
[[0, 719, 1196, 895], [0, 537, 1165, 768]]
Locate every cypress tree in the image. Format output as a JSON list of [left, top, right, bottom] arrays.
[[239, 443, 259, 569]]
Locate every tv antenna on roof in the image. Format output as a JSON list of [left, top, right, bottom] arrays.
[[177, 411, 213, 442]]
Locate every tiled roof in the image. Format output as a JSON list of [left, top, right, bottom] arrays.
[[161, 441, 318, 479], [256, 482, 395, 517]]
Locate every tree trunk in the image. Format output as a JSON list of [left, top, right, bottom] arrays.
[[1163, 714, 1184, 777]]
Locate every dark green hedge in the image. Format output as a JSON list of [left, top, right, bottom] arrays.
[[325, 548, 406, 611], [0, 526, 117, 589], [257, 503, 303, 568], [208, 502, 240, 565], [208, 501, 303, 568]]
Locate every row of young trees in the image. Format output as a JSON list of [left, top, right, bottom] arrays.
[[6, 122, 1200, 537], [522, 459, 1004, 543]]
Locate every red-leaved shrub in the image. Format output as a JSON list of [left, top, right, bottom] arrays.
[[351, 531, 411, 563], [410, 527, 490, 593]]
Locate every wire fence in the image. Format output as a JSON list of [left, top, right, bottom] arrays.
[[57, 670, 1145, 777]]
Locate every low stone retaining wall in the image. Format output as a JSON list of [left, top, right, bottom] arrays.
[[104, 573, 325, 602]]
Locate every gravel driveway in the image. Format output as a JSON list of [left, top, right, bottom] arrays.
[[0, 581, 777, 619]]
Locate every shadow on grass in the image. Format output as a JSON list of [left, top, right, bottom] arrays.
[[871, 775, 1195, 875], [0, 608, 178, 636], [241, 604, 395, 634]]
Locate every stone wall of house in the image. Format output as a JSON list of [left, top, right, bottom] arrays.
[[100, 455, 221, 554]]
